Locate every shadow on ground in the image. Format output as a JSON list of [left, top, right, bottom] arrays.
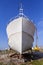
[[22, 51, 43, 62]]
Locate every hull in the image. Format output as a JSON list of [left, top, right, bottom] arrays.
[[8, 32, 33, 54], [6, 17, 35, 54], [22, 32, 33, 52]]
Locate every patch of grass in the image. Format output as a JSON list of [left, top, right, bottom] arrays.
[[0, 62, 3, 65], [7, 61, 16, 65], [20, 64, 26, 65], [31, 60, 43, 65]]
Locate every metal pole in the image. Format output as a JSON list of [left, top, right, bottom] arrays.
[[36, 28, 38, 46]]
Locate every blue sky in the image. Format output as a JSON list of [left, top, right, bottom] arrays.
[[0, 0, 43, 50]]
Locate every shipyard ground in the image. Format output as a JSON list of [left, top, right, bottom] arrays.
[[0, 49, 43, 65]]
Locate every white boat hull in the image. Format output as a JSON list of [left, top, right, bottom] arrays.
[[6, 17, 35, 54]]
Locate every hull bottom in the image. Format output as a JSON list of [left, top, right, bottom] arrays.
[[8, 32, 33, 54]]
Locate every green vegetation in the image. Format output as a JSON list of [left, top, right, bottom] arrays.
[[31, 60, 43, 65], [0, 62, 3, 65], [0, 62, 15, 65], [20, 59, 43, 65]]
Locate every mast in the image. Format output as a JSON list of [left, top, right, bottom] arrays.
[[19, 3, 24, 16]]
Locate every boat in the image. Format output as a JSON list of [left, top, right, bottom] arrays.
[[6, 5, 35, 54]]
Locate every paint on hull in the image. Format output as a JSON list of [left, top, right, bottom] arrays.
[[6, 17, 35, 54]]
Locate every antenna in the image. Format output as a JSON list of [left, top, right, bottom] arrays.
[[19, 3, 24, 16], [36, 28, 38, 46]]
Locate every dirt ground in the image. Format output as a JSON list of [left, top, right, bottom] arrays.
[[0, 50, 43, 65]]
